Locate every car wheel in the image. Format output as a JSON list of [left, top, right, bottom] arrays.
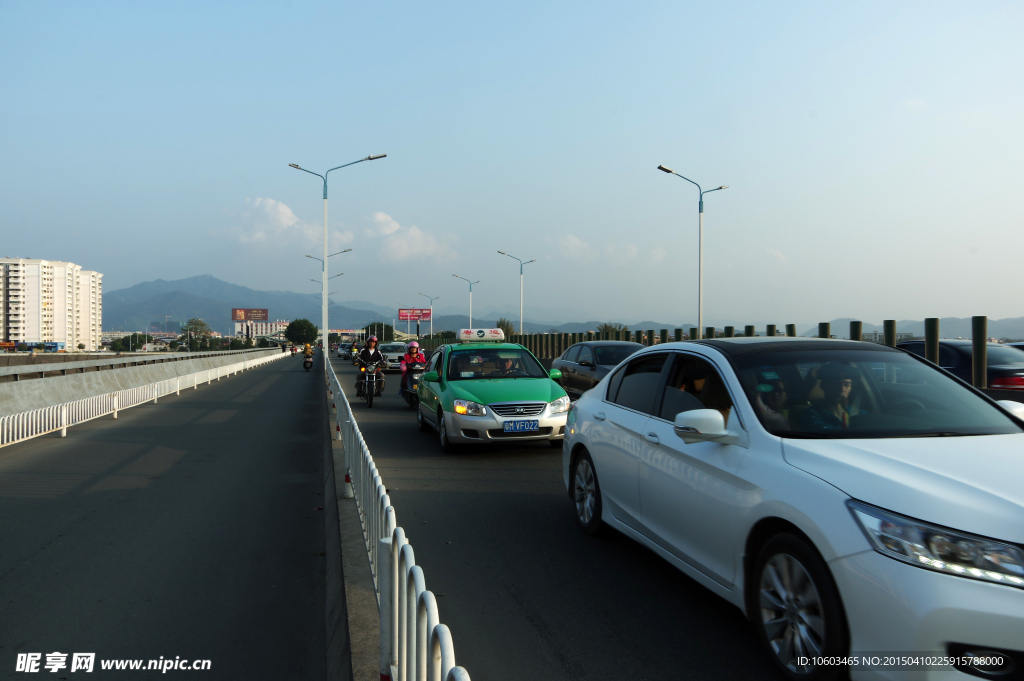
[[438, 410, 456, 453], [754, 534, 848, 681], [417, 407, 431, 433], [571, 451, 602, 535]]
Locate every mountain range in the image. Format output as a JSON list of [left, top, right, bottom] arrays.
[[103, 276, 1024, 340]]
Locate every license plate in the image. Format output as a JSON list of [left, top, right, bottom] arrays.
[[504, 419, 539, 432]]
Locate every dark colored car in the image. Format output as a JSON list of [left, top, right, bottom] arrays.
[[897, 339, 1024, 390], [552, 340, 643, 398]]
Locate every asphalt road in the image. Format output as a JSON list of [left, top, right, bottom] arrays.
[[0, 354, 328, 680], [331, 357, 780, 681]]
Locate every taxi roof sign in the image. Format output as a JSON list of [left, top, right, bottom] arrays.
[[457, 328, 505, 343]]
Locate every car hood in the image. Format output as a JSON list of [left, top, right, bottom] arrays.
[[783, 434, 1024, 542], [447, 378, 566, 405]]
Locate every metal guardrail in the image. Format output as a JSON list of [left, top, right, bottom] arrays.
[[326, 360, 472, 681], [0, 351, 288, 448]]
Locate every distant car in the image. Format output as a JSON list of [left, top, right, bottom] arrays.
[[551, 341, 643, 398], [897, 339, 1024, 390], [379, 343, 408, 372]]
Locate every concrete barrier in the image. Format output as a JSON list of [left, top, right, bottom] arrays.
[[0, 349, 284, 417]]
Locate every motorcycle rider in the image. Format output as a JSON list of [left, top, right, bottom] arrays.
[[399, 341, 427, 394], [356, 336, 385, 396], [303, 343, 314, 358]]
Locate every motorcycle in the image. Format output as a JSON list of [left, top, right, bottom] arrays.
[[400, 362, 425, 409], [290, 347, 297, 356], [303, 355, 313, 371], [356, 361, 385, 408]]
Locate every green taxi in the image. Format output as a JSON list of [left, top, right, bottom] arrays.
[[416, 329, 569, 452]]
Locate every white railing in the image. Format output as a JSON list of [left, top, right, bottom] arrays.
[[1, 351, 288, 448], [327, 360, 472, 681]]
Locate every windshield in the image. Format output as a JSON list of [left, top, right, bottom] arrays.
[[446, 348, 549, 381], [380, 344, 406, 354], [984, 346, 1024, 366], [595, 344, 642, 366], [731, 350, 1022, 439]]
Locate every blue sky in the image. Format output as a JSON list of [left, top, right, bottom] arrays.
[[2, 1, 1022, 326]]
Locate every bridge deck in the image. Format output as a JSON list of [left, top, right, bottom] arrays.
[[0, 355, 328, 679]]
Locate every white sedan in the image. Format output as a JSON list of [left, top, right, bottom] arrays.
[[562, 337, 1024, 681]]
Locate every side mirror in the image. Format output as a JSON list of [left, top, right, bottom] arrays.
[[422, 371, 439, 383], [548, 368, 562, 380], [997, 400, 1024, 420], [674, 409, 744, 446]]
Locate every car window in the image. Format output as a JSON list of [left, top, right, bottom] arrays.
[[562, 345, 581, 363], [938, 346, 958, 368], [577, 345, 594, 366], [609, 353, 669, 415], [594, 344, 642, 367], [900, 343, 925, 358], [446, 348, 548, 381], [731, 349, 1022, 438], [659, 354, 735, 425], [426, 351, 440, 373]]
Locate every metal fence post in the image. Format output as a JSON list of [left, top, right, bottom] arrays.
[[674, 328, 683, 343], [646, 329, 654, 347], [634, 330, 642, 345], [60, 405, 67, 438], [850, 321, 863, 342], [112, 393, 118, 419], [744, 325, 755, 337], [660, 329, 668, 345], [689, 327, 698, 341], [379, 536, 393, 679], [883, 320, 897, 347], [972, 316, 987, 388], [785, 324, 797, 337], [818, 323, 831, 339], [176, 377, 180, 396], [705, 326, 715, 340], [766, 324, 777, 337], [925, 318, 939, 365], [723, 326, 734, 338]]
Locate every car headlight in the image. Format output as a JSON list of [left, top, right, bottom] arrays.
[[453, 399, 486, 416], [548, 395, 571, 414], [848, 500, 1024, 588]]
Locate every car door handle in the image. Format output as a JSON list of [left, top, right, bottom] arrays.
[[644, 432, 660, 445], [594, 412, 606, 421]]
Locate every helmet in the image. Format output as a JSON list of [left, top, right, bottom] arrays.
[[407, 341, 420, 350], [367, 336, 378, 343]]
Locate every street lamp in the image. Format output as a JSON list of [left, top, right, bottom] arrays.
[[290, 154, 385, 357], [497, 251, 535, 334], [452, 274, 480, 328], [418, 292, 439, 339], [657, 164, 728, 339]]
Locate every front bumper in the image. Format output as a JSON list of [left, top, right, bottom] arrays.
[[830, 549, 1024, 680], [445, 408, 568, 444]]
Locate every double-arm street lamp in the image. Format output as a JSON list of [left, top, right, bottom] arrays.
[[305, 252, 350, 342], [418, 293, 440, 338], [452, 275, 480, 328], [290, 153, 386, 349], [497, 251, 535, 334], [657, 164, 728, 339]]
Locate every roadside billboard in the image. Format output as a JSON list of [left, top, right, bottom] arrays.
[[398, 308, 432, 321], [231, 308, 268, 321]]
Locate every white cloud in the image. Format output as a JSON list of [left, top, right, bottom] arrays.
[[373, 212, 450, 262], [651, 247, 667, 264], [233, 197, 331, 244], [767, 247, 787, 262], [373, 212, 402, 235]]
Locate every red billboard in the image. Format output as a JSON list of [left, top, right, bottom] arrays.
[[232, 308, 268, 321], [398, 308, 432, 321]]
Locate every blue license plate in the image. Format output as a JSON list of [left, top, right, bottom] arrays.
[[504, 419, 539, 432]]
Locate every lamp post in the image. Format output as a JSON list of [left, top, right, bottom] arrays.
[[418, 293, 439, 339], [497, 251, 535, 334], [290, 154, 385, 356], [657, 164, 728, 339], [452, 274, 480, 328]]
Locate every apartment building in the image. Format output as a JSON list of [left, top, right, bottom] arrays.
[[0, 258, 103, 351]]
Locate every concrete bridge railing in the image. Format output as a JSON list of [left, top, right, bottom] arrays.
[[0, 351, 288, 448], [327, 360, 472, 681]]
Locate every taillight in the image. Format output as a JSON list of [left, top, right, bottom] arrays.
[[990, 376, 1024, 390]]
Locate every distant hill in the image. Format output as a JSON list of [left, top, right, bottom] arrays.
[[103, 276, 391, 334]]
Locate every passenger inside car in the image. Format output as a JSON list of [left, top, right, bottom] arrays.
[[798, 363, 868, 431], [659, 357, 734, 426]]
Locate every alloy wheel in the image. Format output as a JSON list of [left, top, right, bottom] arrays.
[[574, 459, 596, 525], [759, 553, 826, 674]]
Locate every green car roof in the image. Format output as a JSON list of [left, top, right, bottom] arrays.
[[423, 343, 567, 406]]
